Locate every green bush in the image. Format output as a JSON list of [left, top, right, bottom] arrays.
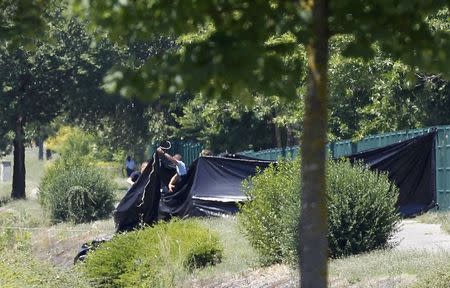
[[82, 219, 223, 288], [238, 157, 399, 265], [39, 160, 115, 224]]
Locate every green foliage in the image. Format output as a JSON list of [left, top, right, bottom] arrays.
[[39, 159, 115, 224], [82, 219, 223, 288], [239, 158, 399, 264], [71, 1, 306, 101], [72, 1, 449, 102], [45, 126, 122, 164], [238, 159, 300, 265], [0, 0, 49, 47], [327, 160, 399, 257], [329, 30, 450, 141]]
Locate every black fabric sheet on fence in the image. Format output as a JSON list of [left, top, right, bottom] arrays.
[[114, 132, 437, 232], [347, 131, 437, 217], [114, 154, 273, 232]]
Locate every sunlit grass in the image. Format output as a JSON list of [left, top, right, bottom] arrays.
[[0, 147, 50, 202], [178, 216, 261, 286], [329, 249, 450, 287]]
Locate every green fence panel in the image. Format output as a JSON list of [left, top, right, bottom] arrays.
[[332, 140, 353, 158], [436, 126, 450, 209], [147, 140, 203, 166]]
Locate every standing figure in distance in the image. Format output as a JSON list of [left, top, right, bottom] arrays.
[[127, 161, 149, 185], [124, 155, 136, 177]]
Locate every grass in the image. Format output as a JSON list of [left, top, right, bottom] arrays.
[[2, 147, 450, 287], [0, 249, 90, 288], [0, 147, 49, 201], [415, 211, 450, 234], [329, 249, 450, 287], [178, 216, 260, 286], [2, 199, 450, 287]]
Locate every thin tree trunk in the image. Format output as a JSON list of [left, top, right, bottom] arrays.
[[11, 115, 26, 199], [286, 125, 294, 147], [274, 124, 283, 148], [37, 138, 44, 160], [299, 0, 329, 287]]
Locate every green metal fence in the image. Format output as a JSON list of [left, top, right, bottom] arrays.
[[148, 141, 203, 166], [238, 125, 450, 209]]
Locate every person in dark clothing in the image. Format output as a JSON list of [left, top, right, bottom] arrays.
[[125, 155, 136, 177], [127, 161, 148, 185], [156, 148, 187, 192]]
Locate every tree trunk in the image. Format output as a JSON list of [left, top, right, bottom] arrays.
[[11, 115, 26, 199], [287, 125, 294, 147], [299, 0, 329, 287], [37, 138, 44, 160], [274, 124, 283, 148]]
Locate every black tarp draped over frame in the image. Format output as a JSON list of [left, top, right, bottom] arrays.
[[114, 154, 273, 232], [347, 131, 437, 216], [114, 132, 437, 232]]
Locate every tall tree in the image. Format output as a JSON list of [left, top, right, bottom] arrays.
[[72, 1, 450, 287], [0, 9, 119, 198], [0, 41, 64, 198]]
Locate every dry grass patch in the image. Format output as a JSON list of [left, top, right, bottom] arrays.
[[415, 211, 450, 234]]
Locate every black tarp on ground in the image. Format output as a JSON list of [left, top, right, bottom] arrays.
[[347, 131, 437, 216], [114, 154, 273, 232]]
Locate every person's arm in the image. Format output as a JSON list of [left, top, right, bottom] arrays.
[[168, 174, 179, 192], [156, 147, 179, 165], [126, 177, 134, 185]]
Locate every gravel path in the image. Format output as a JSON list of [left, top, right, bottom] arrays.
[[391, 219, 450, 251]]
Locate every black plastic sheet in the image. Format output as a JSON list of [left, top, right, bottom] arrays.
[[347, 131, 437, 216], [114, 154, 273, 232]]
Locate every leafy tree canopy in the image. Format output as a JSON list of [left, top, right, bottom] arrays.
[[71, 1, 450, 101], [0, 0, 50, 47]]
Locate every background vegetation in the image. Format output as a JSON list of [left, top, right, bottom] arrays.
[[38, 127, 116, 224], [239, 158, 399, 264], [1, 1, 449, 287]]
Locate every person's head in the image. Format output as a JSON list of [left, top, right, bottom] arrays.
[[174, 154, 182, 161], [200, 149, 213, 156], [126, 155, 131, 161], [140, 161, 148, 173]]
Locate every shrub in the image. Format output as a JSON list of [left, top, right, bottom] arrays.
[[238, 157, 399, 265], [39, 160, 115, 224], [82, 219, 223, 288]]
